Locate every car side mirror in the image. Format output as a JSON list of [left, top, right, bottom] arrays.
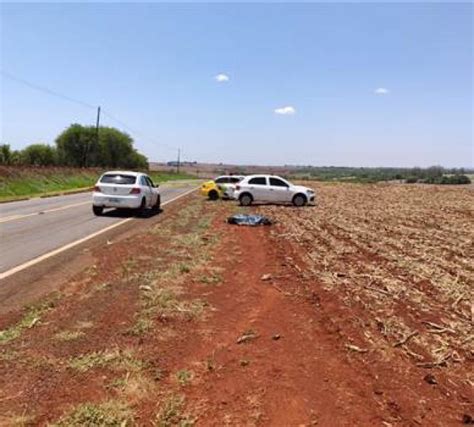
[[154, 184, 159, 188]]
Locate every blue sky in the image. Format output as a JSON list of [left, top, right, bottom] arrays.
[[1, 2, 472, 167]]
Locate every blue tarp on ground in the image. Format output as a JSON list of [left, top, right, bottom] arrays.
[[227, 214, 272, 226]]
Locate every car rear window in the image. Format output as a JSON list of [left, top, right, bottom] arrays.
[[100, 174, 136, 185], [230, 177, 243, 183]]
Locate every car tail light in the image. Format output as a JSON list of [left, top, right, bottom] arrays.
[[129, 187, 141, 194], [94, 185, 101, 192], [235, 185, 241, 191]]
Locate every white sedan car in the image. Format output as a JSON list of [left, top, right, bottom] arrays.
[[92, 171, 160, 216], [234, 175, 315, 207], [214, 175, 245, 199]]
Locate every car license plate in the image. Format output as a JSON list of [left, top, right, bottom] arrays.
[[108, 198, 120, 203]]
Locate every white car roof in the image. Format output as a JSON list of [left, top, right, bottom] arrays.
[[244, 174, 284, 179], [102, 171, 144, 176]]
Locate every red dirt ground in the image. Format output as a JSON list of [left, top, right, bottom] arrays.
[[0, 190, 472, 426]]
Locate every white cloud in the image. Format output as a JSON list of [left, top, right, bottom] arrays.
[[214, 73, 230, 82], [274, 105, 296, 115], [374, 87, 390, 95]]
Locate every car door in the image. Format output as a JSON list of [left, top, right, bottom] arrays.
[[268, 177, 292, 203], [146, 176, 158, 205], [247, 176, 269, 201], [140, 176, 153, 207]]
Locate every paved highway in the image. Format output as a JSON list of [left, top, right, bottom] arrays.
[[0, 182, 199, 276]]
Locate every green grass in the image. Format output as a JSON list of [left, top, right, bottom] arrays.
[[129, 201, 214, 336], [68, 348, 145, 373], [148, 171, 195, 183], [54, 401, 133, 426], [0, 300, 56, 345], [155, 395, 195, 427], [176, 369, 194, 386], [0, 171, 96, 200], [0, 167, 196, 201]]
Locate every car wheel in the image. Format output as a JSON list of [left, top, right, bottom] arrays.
[[208, 190, 219, 201], [92, 205, 104, 216], [239, 193, 253, 206], [137, 198, 147, 216], [152, 195, 161, 212], [292, 194, 307, 207]]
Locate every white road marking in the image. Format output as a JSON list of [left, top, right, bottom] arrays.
[[0, 200, 90, 224], [0, 187, 198, 280]]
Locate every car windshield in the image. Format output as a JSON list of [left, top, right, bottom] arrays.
[[100, 174, 137, 185]]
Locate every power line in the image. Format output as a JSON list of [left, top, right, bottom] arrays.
[[1, 69, 181, 156], [101, 109, 140, 135], [1, 69, 97, 110], [101, 109, 178, 153]]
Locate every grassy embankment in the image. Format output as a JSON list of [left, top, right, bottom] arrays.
[[0, 166, 196, 202]]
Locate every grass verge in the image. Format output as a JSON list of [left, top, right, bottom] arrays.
[[128, 202, 216, 336], [0, 166, 195, 201]]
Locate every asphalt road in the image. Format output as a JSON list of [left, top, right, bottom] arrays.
[[0, 182, 198, 275]]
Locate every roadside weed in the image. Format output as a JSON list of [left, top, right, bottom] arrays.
[[199, 265, 224, 286], [155, 394, 195, 427], [0, 299, 56, 345], [54, 401, 133, 426], [176, 369, 194, 386], [54, 330, 85, 342], [127, 316, 154, 336], [68, 348, 145, 372]]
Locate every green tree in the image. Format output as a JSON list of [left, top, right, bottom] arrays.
[[20, 144, 57, 166], [98, 127, 135, 168], [55, 123, 148, 169], [125, 151, 149, 170], [56, 124, 98, 167], [0, 144, 13, 164]]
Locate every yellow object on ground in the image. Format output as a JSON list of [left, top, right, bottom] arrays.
[[201, 180, 223, 200]]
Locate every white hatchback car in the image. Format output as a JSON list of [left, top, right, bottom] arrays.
[[92, 171, 160, 216], [234, 175, 315, 207]]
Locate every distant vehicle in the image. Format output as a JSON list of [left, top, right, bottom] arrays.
[[234, 175, 315, 207], [92, 171, 160, 216], [201, 175, 245, 200]]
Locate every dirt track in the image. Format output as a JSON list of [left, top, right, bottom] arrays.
[[0, 185, 472, 426]]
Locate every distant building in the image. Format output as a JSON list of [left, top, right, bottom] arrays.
[[166, 161, 197, 167]]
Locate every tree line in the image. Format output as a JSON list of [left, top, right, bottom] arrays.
[[0, 124, 148, 169], [291, 165, 472, 185]]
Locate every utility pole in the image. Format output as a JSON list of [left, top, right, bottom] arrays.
[[177, 148, 181, 174], [95, 106, 101, 138], [84, 105, 101, 168]]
